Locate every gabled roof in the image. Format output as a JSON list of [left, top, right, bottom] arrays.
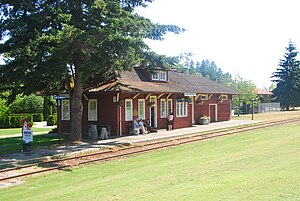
[[87, 68, 241, 95]]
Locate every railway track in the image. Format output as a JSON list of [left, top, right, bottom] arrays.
[[1, 118, 299, 185]]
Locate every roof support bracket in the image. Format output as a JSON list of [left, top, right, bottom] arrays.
[[166, 93, 172, 99], [145, 93, 152, 100], [117, 93, 119, 102], [133, 93, 140, 99], [194, 94, 201, 101], [209, 94, 213, 99], [83, 94, 88, 101], [157, 93, 164, 99]]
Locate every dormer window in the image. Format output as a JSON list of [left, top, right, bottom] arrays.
[[152, 70, 167, 81]]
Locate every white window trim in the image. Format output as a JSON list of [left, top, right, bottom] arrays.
[[125, 99, 133, 121], [176, 101, 188, 117], [160, 99, 167, 118], [138, 99, 145, 119], [88, 99, 97, 121], [167, 99, 173, 115], [61, 99, 70, 120]]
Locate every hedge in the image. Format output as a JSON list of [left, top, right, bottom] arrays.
[[47, 115, 57, 126], [0, 115, 33, 128]]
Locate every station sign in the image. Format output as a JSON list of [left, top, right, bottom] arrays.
[[184, 93, 196, 97], [53, 94, 70, 100]]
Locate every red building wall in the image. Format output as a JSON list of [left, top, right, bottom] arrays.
[[59, 93, 233, 137]]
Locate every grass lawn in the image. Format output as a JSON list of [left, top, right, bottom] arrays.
[[0, 134, 63, 155], [1, 122, 299, 200], [0, 127, 53, 137]]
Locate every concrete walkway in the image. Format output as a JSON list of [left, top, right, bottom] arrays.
[[0, 120, 258, 166]]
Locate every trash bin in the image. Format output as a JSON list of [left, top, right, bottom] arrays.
[[89, 124, 98, 140]]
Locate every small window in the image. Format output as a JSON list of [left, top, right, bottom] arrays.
[[160, 99, 167, 118], [152, 73, 159, 80], [176, 101, 188, 117], [138, 99, 145, 119], [125, 99, 133, 121], [88, 99, 97, 121], [200, 94, 208, 100], [159, 71, 166, 81], [61, 99, 70, 120], [167, 99, 173, 115], [152, 70, 167, 81]]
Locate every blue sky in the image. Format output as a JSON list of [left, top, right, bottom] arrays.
[[136, 0, 300, 88]]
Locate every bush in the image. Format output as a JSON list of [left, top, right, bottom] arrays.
[[47, 115, 57, 126], [9, 95, 43, 114], [9, 115, 33, 128], [0, 116, 9, 128], [33, 113, 43, 122]]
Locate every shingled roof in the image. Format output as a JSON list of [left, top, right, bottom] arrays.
[[87, 68, 241, 95]]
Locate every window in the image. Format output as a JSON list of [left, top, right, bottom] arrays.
[[152, 70, 167, 81], [160, 99, 167, 118], [221, 94, 228, 100], [125, 99, 133, 121], [138, 99, 145, 119], [200, 94, 208, 100], [61, 99, 70, 120], [152, 73, 159, 80], [176, 101, 188, 117], [167, 99, 173, 116], [88, 99, 97, 121]]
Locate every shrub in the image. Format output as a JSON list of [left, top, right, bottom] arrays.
[[47, 115, 57, 126], [0, 116, 9, 128], [33, 113, 43, 122], [9, 95, 43, 114], [8, 115, 33, 128]]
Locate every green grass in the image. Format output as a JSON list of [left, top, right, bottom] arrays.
[[0, 127, 53, 137], [0, 134, 63, 155], [1, 122, 299, 200]]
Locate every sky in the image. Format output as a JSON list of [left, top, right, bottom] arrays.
[[135, 0, 300, 88]]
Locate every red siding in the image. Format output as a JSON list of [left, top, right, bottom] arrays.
[[59, 93, 233, 137]]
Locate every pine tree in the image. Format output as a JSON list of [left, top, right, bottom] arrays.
[[271, 40, 300, 110]]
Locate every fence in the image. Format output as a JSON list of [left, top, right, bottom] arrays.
[[257, 102, 281, 113]]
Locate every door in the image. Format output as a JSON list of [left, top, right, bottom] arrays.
[[149, 96, 157, 127], [209, 104, 218, 122]]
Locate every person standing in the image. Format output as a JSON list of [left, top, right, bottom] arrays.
[[167, 112, 174, 131]]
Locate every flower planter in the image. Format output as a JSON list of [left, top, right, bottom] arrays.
[[199, 117, 210, 125]]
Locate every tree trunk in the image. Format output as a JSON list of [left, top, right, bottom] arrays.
[[70, 72, 83, 142]]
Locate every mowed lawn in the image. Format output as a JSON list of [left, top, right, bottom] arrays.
[[1, 123, 299, 201]]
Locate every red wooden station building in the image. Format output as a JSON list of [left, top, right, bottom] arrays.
[[59, 67, 240, 137]]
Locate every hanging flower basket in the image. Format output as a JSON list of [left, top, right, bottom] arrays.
[[148, 101, 156, 107]]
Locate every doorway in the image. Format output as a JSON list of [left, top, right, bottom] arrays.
[[149, 96, 157, 127], [209, 104, 218, 122]]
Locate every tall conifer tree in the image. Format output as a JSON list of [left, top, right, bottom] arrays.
[[272, 40, 300, 110]]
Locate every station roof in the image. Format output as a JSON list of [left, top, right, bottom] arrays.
[[87, 68, 241, 95]]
